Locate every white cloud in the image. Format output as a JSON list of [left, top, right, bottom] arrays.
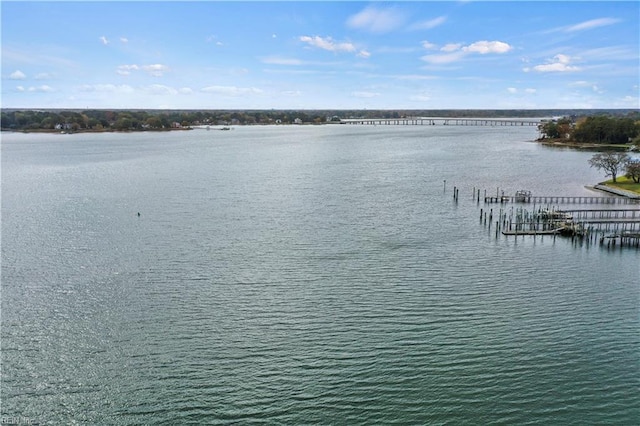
[[201, 85, 263, 96], [16, 86, 25, 92], [142, 64, 169, 77], [299, 36, 357, 53], [565, 18, 621, 32], [421, 51, 466, 64], [346, 6, 406, 33], [100, 36, 109, 45], [116, 64, 169, 77], [421, 41, 438, 50], [27, 85, 54, 92], [441, 43, 462, 52], [357, 50, 371, 59], [117, 64, 140, 76], [508, 87, 537, 95], [179, 87, 193, 94], [410, 16, 447, 31], [463, 41, 512, 54], [120, 37, 129, 43], [9, 70, 26, 80], [529, 54, 580, 72], [421, 40, 512, 65]]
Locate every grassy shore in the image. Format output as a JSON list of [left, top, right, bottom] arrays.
[[601, 176, 640, 195], [538, 138, 633, 151]]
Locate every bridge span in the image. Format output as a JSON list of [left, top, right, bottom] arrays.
[[340, 117, 541, 127]]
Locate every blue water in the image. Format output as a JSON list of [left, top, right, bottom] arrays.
[[2, 125, 638, 424]]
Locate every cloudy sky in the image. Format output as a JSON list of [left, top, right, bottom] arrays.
[[2, 1, 638, 110]]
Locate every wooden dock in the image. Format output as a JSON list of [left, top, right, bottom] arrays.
[[457, 187, 640, 248], [502, 229, 563, 236]]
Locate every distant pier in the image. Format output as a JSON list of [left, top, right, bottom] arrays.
[[341, 117, 540, 127]]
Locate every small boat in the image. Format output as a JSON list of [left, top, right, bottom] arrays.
[[514, 190, 531, 202]]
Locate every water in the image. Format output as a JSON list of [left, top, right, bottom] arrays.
[[2, 125, 638, 425]]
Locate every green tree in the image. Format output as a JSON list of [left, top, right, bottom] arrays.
[[146, 117, 162, 129], [538, 118, 572, 139], [574, 116, 639, 144], [114, 117, 133, 131]]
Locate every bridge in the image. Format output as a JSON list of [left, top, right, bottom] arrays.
[[340, 117, 541, 127]]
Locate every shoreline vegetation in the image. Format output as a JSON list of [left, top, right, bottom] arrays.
[[536, 114, 640, 151], [2, 108, 638, 133]]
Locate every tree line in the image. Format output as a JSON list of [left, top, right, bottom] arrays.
[[539, 114, 640, 145], [0, 109, 338, 131], [3, 108, 638, 133]]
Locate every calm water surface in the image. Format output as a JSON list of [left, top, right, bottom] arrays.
[[2, 125, 638, 424]]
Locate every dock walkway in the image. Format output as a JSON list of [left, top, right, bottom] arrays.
[[484, 195, 639, 205]]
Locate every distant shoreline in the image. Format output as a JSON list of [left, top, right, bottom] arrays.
[[1, 127, 193, 134]]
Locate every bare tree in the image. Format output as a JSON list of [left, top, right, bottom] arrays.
[[588, 152, 629, 183]]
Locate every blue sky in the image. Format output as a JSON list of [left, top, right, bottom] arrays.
[[2, 1, 639, 110]]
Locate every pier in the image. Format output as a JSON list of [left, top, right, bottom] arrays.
[[341, 117, 540, 127], [467, 188, 640, 249], [483, 195, 639, 205]]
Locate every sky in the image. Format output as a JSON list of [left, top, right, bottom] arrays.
[[1, 1, 639, 110]]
